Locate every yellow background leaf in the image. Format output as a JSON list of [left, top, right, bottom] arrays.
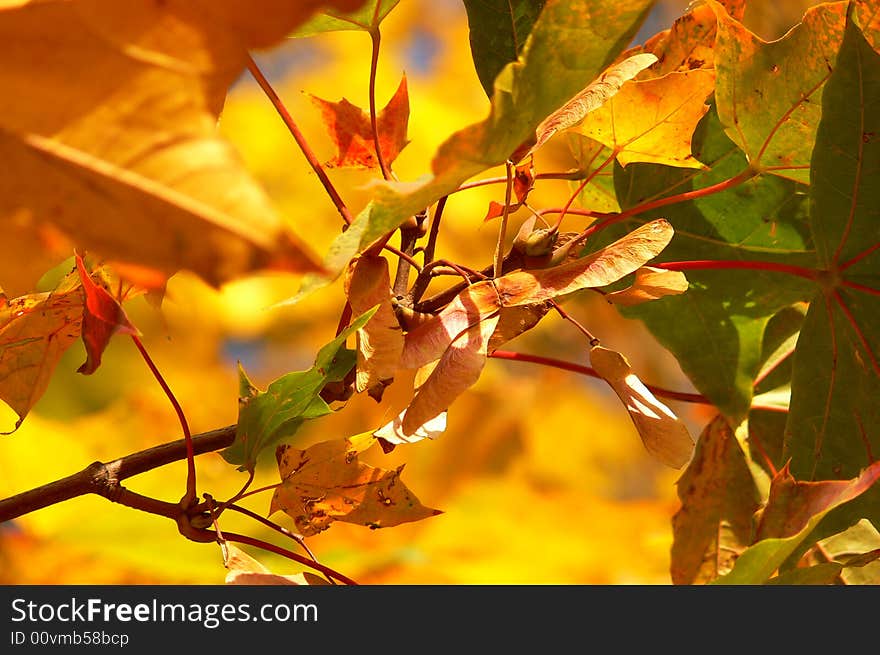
[[0, 0, 365, 292], [0, 271, 83, 430]]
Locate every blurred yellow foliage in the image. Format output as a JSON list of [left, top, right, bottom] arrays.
[[0, 0, 822, 585]]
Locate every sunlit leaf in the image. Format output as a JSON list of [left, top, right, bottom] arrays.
[[604, 266, 688, 306], [575, 68, 715, 168], [0, 270, 83, 432], [589, 344, 694, 468], [310, 74, 409, 169], [221, 308, 377, 472], [708, 0, 846, 182], [292, 0, 400, 36], [566, 135, 620, 213], [270, 434, 440, 536], [671, 416, 760, 584], [524, 52, 658, 158], [402, 313, 501, 434], [463, 0, 547, 97], [624, 0, 742, 78], [816, 520, 880, 584]]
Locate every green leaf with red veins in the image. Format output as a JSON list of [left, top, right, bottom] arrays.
[[708, 0, 846, 183]]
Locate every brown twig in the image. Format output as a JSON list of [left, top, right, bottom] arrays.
[[0, 426, 236, 523], [246, 55, 354, 226]]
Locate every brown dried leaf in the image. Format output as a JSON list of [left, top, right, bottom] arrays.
[[0, 270, 83, 432], [494, 219, 674, 306], [671, 416, 761, 584], [757, 461, 880, 541], [311, 74, 409, 169], [605, 266, 689, 306], [399, 281, 500, 369], [487, 303, 552, 352], [402, 313, 501, 434], [589, 344, 694, 468], [513, 159, 535, 203], [270, 435, 440, 536], [344, 254, 403, 400]]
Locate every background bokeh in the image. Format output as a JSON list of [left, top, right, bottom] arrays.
[[0, 0, 822, 584]]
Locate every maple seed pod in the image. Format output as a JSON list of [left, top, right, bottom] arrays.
[[513, 226, 558, 257]]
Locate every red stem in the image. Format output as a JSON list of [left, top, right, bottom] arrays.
[[843, 279, 880, 297], [454, 171, 586, 194], [223, 532, 358, 585], [579, 167, 757, 241], [246, 55, 354, 226], [489, 350, 709, 404], [553, 151, 617, 231], [131, 335, 196, 506], [656, 259, 818, 281]]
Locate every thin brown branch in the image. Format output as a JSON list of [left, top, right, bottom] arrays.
[[246, 55, 354, 226], [0, 426, 236, 524]]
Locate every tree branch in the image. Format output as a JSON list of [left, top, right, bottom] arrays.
[[0, 425, 236, 523]]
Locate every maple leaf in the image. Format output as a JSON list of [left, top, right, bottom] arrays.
[[0, 0, 369, 292], [519, 52, 658, 160], [574, 69, 715, 169], [222, 308, 376, 472], [589, 344, 695, 469], [74, 254, 139, 376], [0, 269, 83, 432], [623, 1, 730, 79], [310, 74, 410, 169], [708, 0, 848, 182], [671, 416, 760, 584], [344, 255, 404, 401], [292, 0, 400, 37], [270, 434, 440, 536], [309, 0, 655, 273], [604, 266, 689, 306], [717, 460, 880, 584]]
